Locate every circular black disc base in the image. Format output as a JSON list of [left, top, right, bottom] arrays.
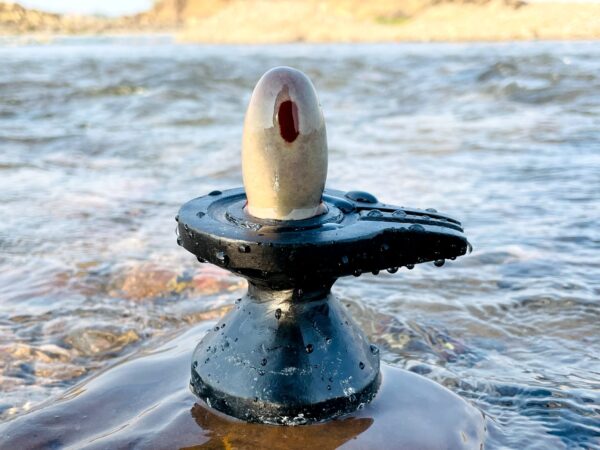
[[190, 285, 381, 425], [177, 188, 470, 288]]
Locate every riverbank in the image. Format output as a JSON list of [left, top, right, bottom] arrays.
[[1, 0, 600, 43], [179, 1, 600, 43]]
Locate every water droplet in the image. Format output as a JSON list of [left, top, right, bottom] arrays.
[[175, 215, 179, 222], [434, 259, 445, 267], [197, 256, 206, 263], [208, 190, 221, 196], [326, 337, 332, 344], [467, 242, 473, 254], [205, 357, 210, 364], [370, 344, 380, 355], [340, 255, 349, 265], [359, 361, 365, 370], [345, 191, 377, 204], [387, 267, 398, 274], [261, 358, 267, 366], [214, 326, 220, 331], [409, 224, 425, 232], [192, 361, 198, 368], [337, 199, 354, 213], [406, 264, 414, 270], [196, 211, 205, 218], [296, 288, 304, 298], [238, 244, 250, 253], [353, 269, 362, 277], [305, 344, 314, 354], [367, 209, 383, 217], [371, 270, 380, 275], [258, 369, 265, 376], [392, 209, 406, 217], [253, 397, 258, 403], [235, 298, 242, 304], [275, 308, 282, 320], [380, 243, 390, 252], [215, 251, 229, 266], [184, 224, 189, 232], [176, 237, 182, 246], [221, 323, 226, 328], [425, 208, 438, 213], [327, 385, 331, 390]]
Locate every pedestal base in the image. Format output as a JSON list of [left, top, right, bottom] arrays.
[[190, 285, 380, 424]]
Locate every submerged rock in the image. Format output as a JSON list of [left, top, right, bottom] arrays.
[[109, 263, 244, 301], [64, 326, 140, 357]]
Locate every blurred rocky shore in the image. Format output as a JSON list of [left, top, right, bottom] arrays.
[[0, 1, 174, 35], [1, 0, 599, 43]]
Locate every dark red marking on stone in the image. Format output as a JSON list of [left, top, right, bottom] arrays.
[[278, 100, 299, 143]]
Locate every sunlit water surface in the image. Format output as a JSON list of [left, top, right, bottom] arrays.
[[0, 37, 598, 449]]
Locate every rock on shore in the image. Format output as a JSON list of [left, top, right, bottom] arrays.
[[0, 2, 108, 34], [0, 0, 227, 34]]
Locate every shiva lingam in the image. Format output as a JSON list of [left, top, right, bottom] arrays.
[[176, 67, 470, 425]]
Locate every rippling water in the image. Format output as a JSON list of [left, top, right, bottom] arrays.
[[0, 37, 598, 448]]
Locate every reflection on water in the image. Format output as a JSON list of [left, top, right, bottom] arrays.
[[188, 406, 373, 450], [0, 37, 599, 448]]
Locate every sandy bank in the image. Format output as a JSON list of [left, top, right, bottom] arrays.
[[179, 1, 600, 43]]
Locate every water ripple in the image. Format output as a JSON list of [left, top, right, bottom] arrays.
[[0, 38, 598, 448]]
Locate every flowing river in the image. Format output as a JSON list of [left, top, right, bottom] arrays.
[[0, 37, 598, 449]]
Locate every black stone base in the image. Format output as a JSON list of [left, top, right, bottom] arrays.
[[190, 284, 381, 425]]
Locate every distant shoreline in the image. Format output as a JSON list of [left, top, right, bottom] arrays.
[[3, 34, 600, 46], [2, 1, 600, 44]]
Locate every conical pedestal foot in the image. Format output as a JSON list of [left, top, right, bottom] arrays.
[[190, 284, 380, 424]]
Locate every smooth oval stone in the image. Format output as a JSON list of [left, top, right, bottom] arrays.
[[242, 66, 328, 221], [0, 321, 487, 449]]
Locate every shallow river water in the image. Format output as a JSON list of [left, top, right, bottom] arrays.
[[0, 37, 599, 449]]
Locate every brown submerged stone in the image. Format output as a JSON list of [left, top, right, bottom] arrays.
[[110, 263, 243, 301]]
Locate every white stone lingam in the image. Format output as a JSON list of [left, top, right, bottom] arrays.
[[242, 66, 328, 220]]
